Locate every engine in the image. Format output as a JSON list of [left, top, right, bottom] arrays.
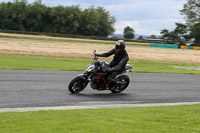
[[90, 78, 106, 90]]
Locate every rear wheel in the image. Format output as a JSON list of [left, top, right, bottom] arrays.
[[68, 76, 88, 93], [110, 75, 130, 93]]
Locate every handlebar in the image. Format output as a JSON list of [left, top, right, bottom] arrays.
[[93, 50, 98, 61], [92, 50, 109, 73], [93, 50, 96, 55]]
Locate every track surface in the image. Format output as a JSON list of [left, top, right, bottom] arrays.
[[0, 70, 200, 108]]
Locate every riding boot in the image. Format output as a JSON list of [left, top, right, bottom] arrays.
[[107, 71, 120, 90]]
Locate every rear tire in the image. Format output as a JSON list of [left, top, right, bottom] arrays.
[[68, 76, 88, 93], [110, 75, 130, 93]]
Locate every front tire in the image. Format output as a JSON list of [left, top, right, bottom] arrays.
[[111, 75, 130, 93], [68, 76, 88, 93]]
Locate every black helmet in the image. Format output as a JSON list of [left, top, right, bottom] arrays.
[[115, 40, 125, 51]]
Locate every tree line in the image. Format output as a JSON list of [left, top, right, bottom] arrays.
[[160, 0, 200, 44], [0, 0, 116, 37]]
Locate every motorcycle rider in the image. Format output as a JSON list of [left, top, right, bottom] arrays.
[[95, 40, 129, 90]]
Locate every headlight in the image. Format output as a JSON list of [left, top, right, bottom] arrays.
[[85, 64, 95, 72]]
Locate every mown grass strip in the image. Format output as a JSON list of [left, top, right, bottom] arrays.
[[0, 104, 200, 132], [0, 54, 200, 74], [0, 37, 149, 47], [0, 37, 113, 45]]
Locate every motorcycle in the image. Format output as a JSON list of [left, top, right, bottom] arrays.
[[68, 50, 132, 93]]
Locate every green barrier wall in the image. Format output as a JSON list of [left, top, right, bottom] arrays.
[[150, 43, 179, 49], [188, 46, 194, 49], [150, 43, 200, 50]]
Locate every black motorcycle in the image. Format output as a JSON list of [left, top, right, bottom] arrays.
[[68, 50, 132, 93]]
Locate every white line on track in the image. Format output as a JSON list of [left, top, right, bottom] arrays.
[[0, 102, 200, 113]]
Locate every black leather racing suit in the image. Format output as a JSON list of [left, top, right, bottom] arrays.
[[96, 48, 129, 85]]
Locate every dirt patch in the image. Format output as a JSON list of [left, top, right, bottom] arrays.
[[0, 37, 200, 64]]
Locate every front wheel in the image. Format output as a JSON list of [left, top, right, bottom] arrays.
[[111, 75, 130, 93], [68, 76, 88, 93]]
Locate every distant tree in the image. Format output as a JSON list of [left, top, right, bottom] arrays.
[[159, 0, 200, 44], [0, 1, 116, 37], [180, 0, 200, 43], [160, 24, 189, 44], [96, 7, 116, 36], [160, 29, 177, 43], [160, 29, 169, 41], [174, 23, 188, 44], [174, 23, 187, 35], [123, 26, 135, 39], [169, 31, 178, 44], [149, 35, 157, 39], [138, 35, 143, 39], [180, 0, 200, 26], [191, 23, 200, 44], [80, 6, 116, 37], [34, 0, 42, 5]]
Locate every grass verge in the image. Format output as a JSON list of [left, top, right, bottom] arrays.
[[0, 104, 200, 132], [1, 54, 200, 74], [0, 37, 149, 47]]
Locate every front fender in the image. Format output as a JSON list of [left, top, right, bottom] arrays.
[[77, 74, 87, 81]]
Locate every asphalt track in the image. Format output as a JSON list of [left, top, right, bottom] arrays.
[[0, 69, 200, 109]]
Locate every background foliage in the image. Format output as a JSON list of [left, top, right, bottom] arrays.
[[123, 26, 135, 39], [160, 0, 200, 44], [0, 0, 116, 37]]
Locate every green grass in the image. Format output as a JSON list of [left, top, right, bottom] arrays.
[[0, 104, 200, 132], [0, 54, 87, 71], [133, 61, 200, 74], [1, 54, 200, 74], [1, 55, 200, 132]]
